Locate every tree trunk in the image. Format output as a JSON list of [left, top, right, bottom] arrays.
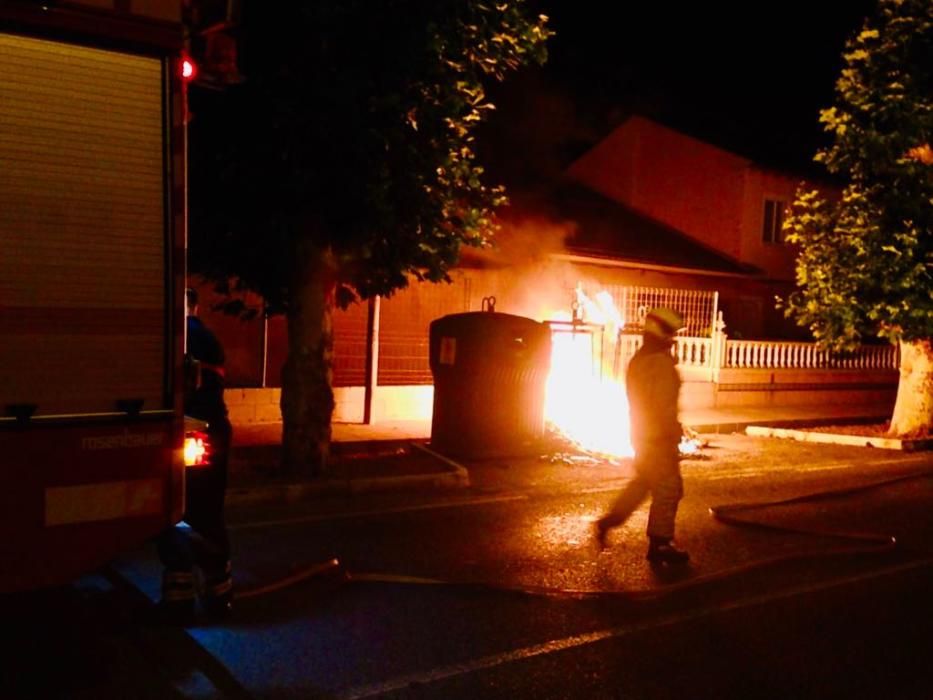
[[888, 339, 933, 438], [280, 241, 337, 476]]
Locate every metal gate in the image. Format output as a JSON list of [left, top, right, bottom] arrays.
[[593, 285, 719, 337]]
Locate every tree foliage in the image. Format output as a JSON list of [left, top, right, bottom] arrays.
[[782, 0, 933, 352], [188, 1, 552, 311]]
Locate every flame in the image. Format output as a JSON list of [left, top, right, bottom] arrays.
[[678, 436, 699, 454], [544, 287, 634, 458], [578, 289, 624, 329], [542, 285, 703, 459]]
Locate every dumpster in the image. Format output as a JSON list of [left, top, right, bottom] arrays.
[[429, 303, 551, 458]]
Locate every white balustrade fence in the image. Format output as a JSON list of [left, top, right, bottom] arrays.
[[724, 340, 899, 370], [616, 336, 712, 365], [616, 332, 899, 375], [675, 336, 714, 368]]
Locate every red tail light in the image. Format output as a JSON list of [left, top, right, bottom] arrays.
[[184, 430, 211, 467], [180, 55, 198, 82]]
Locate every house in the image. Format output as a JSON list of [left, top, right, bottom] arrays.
[[198, 115, 895, 424], [568, 116, 803, 280], [561, 115, 821, 339]]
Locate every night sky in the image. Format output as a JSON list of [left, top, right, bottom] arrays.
[[478, 0, 879, 188]]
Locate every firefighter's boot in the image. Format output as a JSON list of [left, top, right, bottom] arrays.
[[593, 520, 610, 551], [647, 537, 689, 565]]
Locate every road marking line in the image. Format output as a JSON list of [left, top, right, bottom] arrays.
[[349, 573, 447, 585], [231, 494, 529, 531], [338, 557, 933, 700]]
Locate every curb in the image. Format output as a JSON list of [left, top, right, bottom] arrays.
[[226, 415, 897, 506], [226, 469, 469, 507], [687, 415, 891, 435], [230, 437, 426, 463], [226, 441, 471, 507], [746, 425, 933, 452]]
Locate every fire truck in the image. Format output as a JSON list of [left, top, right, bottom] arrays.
[[0, 0, 193, 592]]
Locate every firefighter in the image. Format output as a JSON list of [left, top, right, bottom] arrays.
[[595, 307, 689, 565], [156, 288, 234, 622]]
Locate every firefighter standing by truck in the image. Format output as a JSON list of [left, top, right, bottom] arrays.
[[157, 288, 234, 621], [595, 307, 690, 565]]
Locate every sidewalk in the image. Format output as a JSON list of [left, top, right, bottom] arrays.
[[225, 402, 892, 505]]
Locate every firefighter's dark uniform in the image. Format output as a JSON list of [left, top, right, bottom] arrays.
[[596, 308, 689, 564], [157, 313, 233, 618]]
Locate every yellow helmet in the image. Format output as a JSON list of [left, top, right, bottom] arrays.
[[644, 307, 685, 339]]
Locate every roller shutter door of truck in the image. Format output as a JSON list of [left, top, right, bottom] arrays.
[[0, 33, 168, 417]]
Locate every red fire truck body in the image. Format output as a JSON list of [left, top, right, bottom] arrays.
[[0, 0, 187, 592]]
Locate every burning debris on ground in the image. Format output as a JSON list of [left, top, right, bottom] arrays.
[[541, 426, 708, 467], [679, 427, 708, 457], [540, 426, 624, 467]]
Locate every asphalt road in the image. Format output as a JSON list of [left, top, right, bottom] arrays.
[[5, 433, 933, 699]]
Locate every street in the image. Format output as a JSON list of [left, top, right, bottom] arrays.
[[4, 433, 933, 699]]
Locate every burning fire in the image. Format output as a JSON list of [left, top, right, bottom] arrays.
[[543, 286, 633, 458], [542, 286, 699, 459]]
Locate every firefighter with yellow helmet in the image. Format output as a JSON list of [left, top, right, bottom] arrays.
[[595, 307, 689, 565]]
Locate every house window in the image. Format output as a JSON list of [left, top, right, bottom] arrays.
[[762, 199, 787, 244]]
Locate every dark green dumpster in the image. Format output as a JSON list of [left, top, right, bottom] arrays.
[[429, 307, 552, 458]]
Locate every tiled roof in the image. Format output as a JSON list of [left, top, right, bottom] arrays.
[[512, 183, 759, 275]]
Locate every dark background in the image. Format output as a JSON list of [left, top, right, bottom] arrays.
[[478, 0, 879, 187]]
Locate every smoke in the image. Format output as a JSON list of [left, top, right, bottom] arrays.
[[458, 193, 626, 331], [497, 212, 576, 263]]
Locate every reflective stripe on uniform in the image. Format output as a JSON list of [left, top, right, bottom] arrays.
[[207, 577, 233, 597], [162, 570, 196, 601], [205, 559, 233, 598]]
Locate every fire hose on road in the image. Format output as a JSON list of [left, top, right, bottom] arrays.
[[95, 465, 933, 700], [708, 471, 926, 552], [227, 465, 933, 602]]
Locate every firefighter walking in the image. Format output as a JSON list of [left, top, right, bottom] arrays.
[[595, 307, 689, 565], [157, 288, 234, 621]]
